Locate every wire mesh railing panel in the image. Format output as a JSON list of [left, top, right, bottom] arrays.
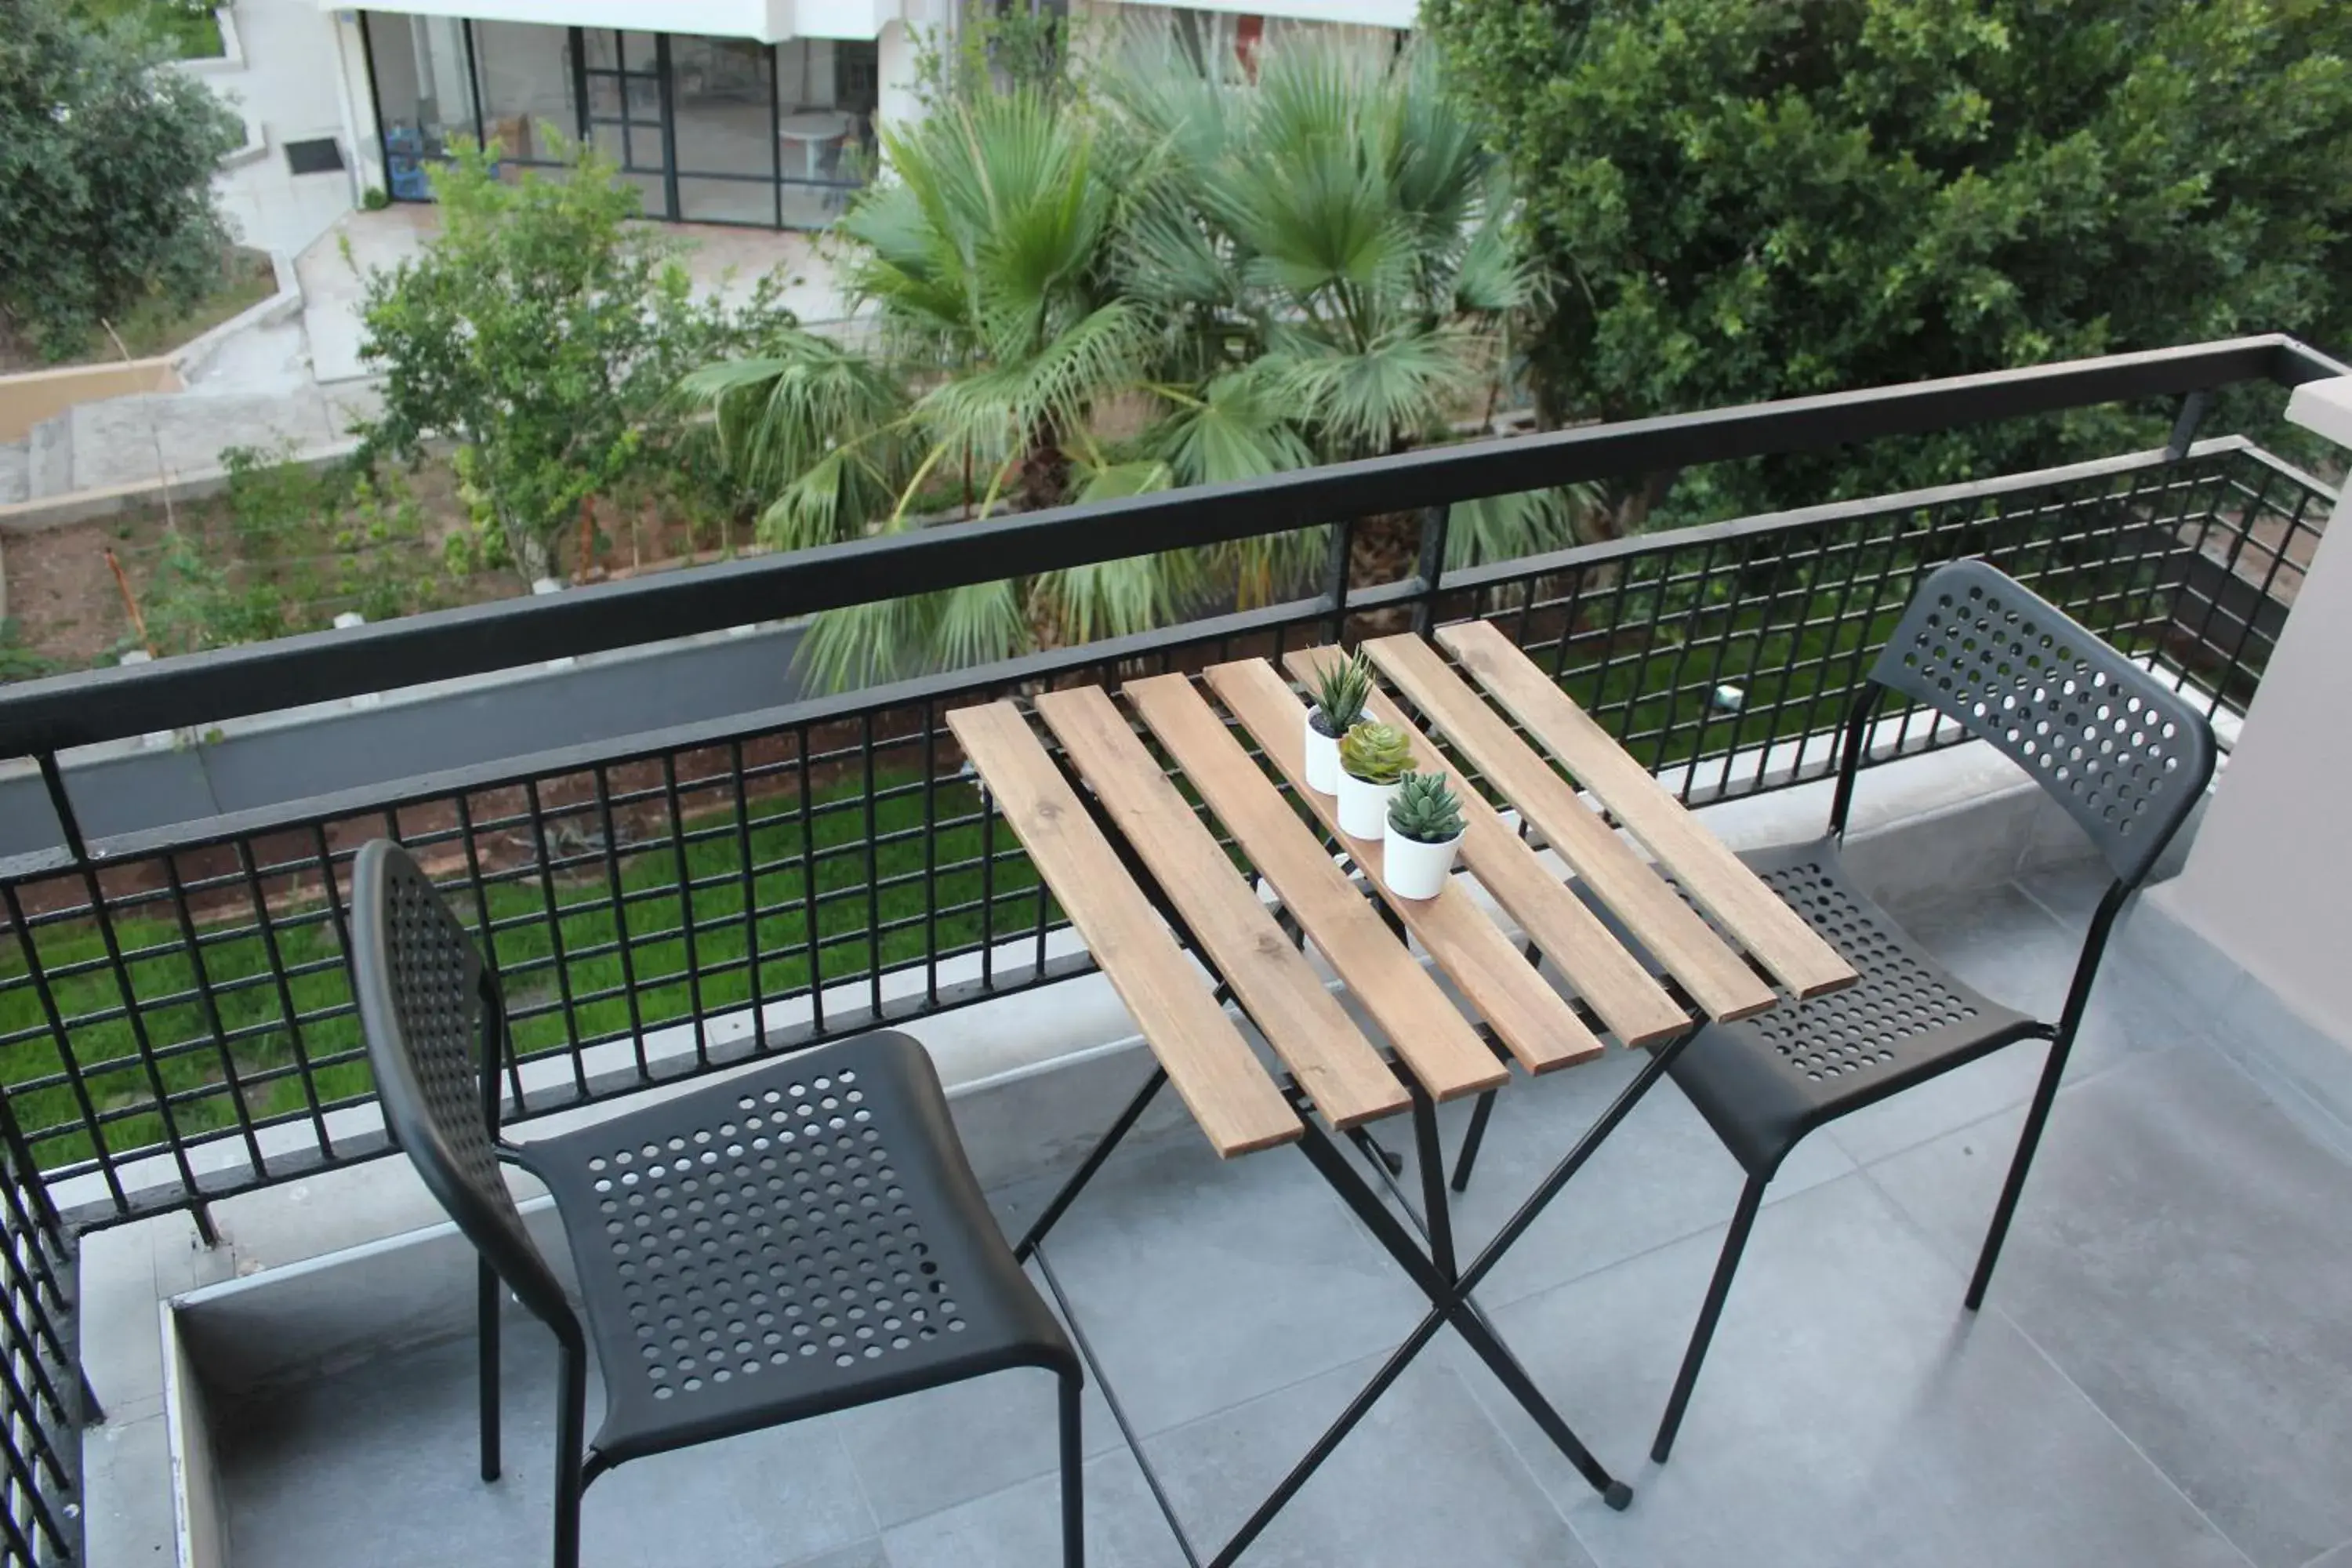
[[0, 441, 2325, 1227], [0, 1128, 77, 1565], [1439, 443, 2285, 805]]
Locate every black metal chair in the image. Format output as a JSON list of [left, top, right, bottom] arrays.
[[350, 839, 1083, 1568], [1646, 559, 2215, 1464]]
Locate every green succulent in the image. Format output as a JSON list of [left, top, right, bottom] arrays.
[[1388, 771, 1465, 844], [1307, 648, 1374, 736], [1339, 721, 1412, 786]]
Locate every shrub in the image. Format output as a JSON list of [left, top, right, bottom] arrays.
[[352, 137, 796, 583], [0, 0, 241, 359]]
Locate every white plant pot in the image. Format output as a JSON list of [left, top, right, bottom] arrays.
[[1337, 771, 1399, 840], [1383, 826, 1464, 899], [1302, 710, 1342, 794]]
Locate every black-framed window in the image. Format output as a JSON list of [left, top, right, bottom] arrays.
[[361, 13, 880, 229], [470, 20, 575, 174]]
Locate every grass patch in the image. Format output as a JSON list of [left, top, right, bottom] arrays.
[[74, 0, 223, 59], [5, 248, 274, 372], [0, 773, 1044, 1175]]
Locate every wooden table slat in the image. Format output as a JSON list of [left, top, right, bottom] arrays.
[[1033, 687, 1410, 1129], [1363, 634, 1779, 1022], [944, 702, 1300, 1157], [1196, 661, 1606, 1077], [1124, 674, 1512, 1100], [1435, 622, 1858, 1000], [1286, 647, 1690, 1050]]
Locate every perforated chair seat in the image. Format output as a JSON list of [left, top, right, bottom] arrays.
[[1665, 837, 2043, 1179], [513, 1030, 1073, 1468]]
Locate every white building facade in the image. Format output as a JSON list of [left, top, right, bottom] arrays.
[[313, 0, 1406, 230]]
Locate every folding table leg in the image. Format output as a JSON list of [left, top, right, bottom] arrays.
[[1016, 1065, 1168, 1263], [1292, 1118, 1633, 1510], [1204, 1310, 1449, 1568]]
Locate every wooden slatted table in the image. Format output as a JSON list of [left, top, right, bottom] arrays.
[[946, 632, 1855, 1563]]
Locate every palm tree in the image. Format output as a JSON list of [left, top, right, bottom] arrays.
[[682, 32, 1592, 689], [682, 87, 1155, 687], [1100, 34, 1589, 568]]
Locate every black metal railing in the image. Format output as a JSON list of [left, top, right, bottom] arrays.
[[0, 336, 2339, 1561], [0, 1121, 79, 1568]]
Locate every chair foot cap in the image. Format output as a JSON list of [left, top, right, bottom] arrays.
[[1604, 1481, 1634, 1512]]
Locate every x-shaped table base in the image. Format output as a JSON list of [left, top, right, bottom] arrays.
[[1013, 1022, 1690, 1567]]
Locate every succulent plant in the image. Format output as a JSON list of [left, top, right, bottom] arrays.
[[1306, 649, 1374, 736], [1339, 721, 1412, 786], [1388, 771, 1466, 844]]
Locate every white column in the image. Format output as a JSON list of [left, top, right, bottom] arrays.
[[332, 10, 387, 194], [2156, 376, 2352, 1047], [876, 19, 920, 140]]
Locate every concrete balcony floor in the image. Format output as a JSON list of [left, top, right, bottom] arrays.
[[216, 859, 2352, 1568]]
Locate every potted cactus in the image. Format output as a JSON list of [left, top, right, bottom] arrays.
[[1338, 720, 1412, 838], [1302, 649, 1374, 794], [1384, 771, 1467, 898]]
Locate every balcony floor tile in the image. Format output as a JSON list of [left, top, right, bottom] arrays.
[[1871, 1043, 2352, 1568], [213, 869, 2352, 1568], [1457, 1171, 2249, 1568]]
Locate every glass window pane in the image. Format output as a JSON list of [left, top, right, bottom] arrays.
[[365, 11, 477, 199], [470, 20, 574, 164], [680, 176, 776, 225], [590, 124, 670, 217], [673, 33, 775, 195]]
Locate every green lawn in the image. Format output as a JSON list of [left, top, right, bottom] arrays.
[[76, 0, 223, 59], [0, 775, 1044, 1174]]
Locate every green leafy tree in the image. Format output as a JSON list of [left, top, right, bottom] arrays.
[[0, 0, 241, 359], [1422, 0, 2352, 517], [354, 137, 795, 582]]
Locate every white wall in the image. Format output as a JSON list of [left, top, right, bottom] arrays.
[[332, 11, 387, 192], [2159, 376, 2352, 1048], [194, 0, 363, 252]]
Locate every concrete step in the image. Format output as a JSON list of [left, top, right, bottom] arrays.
[[0, 439, 27, 506], [65, 390, 345, 490], [26, 413, 71, 500]]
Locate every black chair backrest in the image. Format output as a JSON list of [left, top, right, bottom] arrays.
[[1869, 559, 2216, 887], [351, 839, 574, 1333]]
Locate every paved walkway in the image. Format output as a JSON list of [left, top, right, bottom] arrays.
[[300, 208, 849, 384], [0, 212, 847, 505]]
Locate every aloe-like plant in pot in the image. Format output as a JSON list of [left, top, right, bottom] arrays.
[[1337, 721, 1412, 839], [1302, 651, 1373, 794], [1383, 771, 1467, 898]]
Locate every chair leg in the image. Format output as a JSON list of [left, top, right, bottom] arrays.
[[1058, 1370, 1085, 1568], [552, 1342, 588, 1568], [477, 1258, 501, 1482], [1965, 1035, 2071, 1312], [1653, 1171, 1768, 1465]]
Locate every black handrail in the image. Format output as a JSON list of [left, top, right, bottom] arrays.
[[0, 335, 2339, 754]]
